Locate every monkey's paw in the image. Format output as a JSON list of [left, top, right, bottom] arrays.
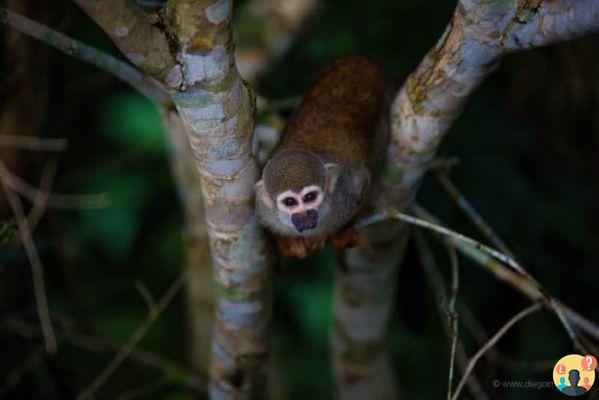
[[275, 236, 327, 259], [329, 226, 359, 249]]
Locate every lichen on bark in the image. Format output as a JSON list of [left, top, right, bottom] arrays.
[[165, 1, 274, 398]]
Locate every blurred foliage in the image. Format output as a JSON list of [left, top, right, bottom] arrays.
[[0, 220, 16, 248], [0, 0, 597, 399]]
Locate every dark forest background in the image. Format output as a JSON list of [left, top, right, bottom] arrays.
[[0, 0, 597, 399]]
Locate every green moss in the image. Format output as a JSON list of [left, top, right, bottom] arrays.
[[172, 90, 213, 108], [0, 219, 16, 247], [382, 163, 405, 186], [215, 280, 250, 301]]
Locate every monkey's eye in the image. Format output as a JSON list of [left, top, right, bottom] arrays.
[[303, 192, 318, 203], [283, 197, 298, 207]]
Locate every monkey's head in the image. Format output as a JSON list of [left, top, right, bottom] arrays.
[[256, 149, 340, 237]]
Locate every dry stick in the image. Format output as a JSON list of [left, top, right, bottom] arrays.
[[4, 167, 109, 209], [560, 304, 599, 342], [451, 303, 542, 400], [389, 208, 532, 280], [387, 206, 583, 351], [445, 242, 459, 400], [457, 301, 556, 372], [434, 170, 515, 260], [0, 7, 169, 105], [0, 134, 68, 152], [1, 316, 202, 390], [27, 158, 59, 231], [412, 205, 592, 348], [427, 176, 599, 344], [134, 280, 156, 311], [415, 231, 489, 400], [0, 159, 57, 354], [77, 273, 185, 400], [441, 217, 599, 344], [431, 173, 592, 369]]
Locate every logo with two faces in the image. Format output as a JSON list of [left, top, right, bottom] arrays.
[[553, 354, 597, 396]]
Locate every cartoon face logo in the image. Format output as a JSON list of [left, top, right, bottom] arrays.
[[553, 354, 597, 397]]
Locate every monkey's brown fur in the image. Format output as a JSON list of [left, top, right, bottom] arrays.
[[257, 55, 390, 258], [275, 55, 388, 176]]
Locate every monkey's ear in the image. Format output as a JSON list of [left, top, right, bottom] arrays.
[[325, 163, 341, 194], [255, 180, 275, 209]]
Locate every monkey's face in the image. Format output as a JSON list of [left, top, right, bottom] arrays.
[[275, 185, 324, 233], [256, 149, 341, 237]]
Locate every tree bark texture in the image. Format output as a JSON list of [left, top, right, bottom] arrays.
[[71, 0, 275, 397], [164, 1, 274, 398]]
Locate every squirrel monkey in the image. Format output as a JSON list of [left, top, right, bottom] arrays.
[[256, 55, 390, 258]]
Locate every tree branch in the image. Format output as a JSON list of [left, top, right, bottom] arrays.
[[333, 221, 408, 400], [0, 7, 169, 105], [0, 134, 68, 152], [415, 231, 489, 400], [412, 205, 599, 344], [451, 303, 542, 400], [77, 273, 186, 399], [163, 1, 274, 397], [387, 0, 599, 198], [72, 0, 177, 83], [3, 165, 110, 210], [0, 159, 57, 354]]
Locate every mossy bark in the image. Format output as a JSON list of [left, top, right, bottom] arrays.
[[165, 2, 274, 398]]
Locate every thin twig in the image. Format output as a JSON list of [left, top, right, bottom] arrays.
[[381, 207, 534, 281], [3, 167, 109, 209], [434, 170, 516, 260], [397, 205, 584, 350], [412, 205, 587, 351], [0, 316, 203, 390], [0, 7, 170, 105], [445, 243, 459, 400], [0, 159, 57, 354], [27, 158, 59, 231], [458, 301, 557, 372], [0, 134, 68, 152], [415, 231, 489, 400], [451, 303, 542, 400], [77, 273, 186, 400], [134, 280, 156, 311]]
